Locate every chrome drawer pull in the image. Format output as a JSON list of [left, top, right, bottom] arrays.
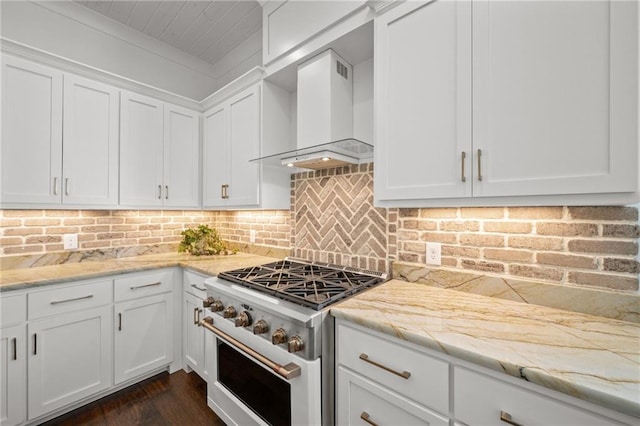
[[157, 184, 162, 199], [359, 353, 411, 379], [360, 412, 378, 426], [50, 294, 94, 305], [190, 284, 206, 292], [130, 281, 162, 290], [500, 411, 524, 426], [461, 151, 467, 182], [200, 317, 301, 380]]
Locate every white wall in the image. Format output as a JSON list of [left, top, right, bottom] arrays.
[[0, 1, 262, 101]]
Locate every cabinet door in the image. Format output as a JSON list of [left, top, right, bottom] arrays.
[[120, 92, 164, 207], [164, 104, 200, 208], [1, 56, 63, 205], [62, 75, 119, 206], [28, 306, 112, 420], [228, 85, 260, 207], [0, 325, 26, 426], [375, 1, 472, 203], [472, 0, 638, 197], [202, 104, 229, 207], [114, 293, 174, 384], [183, 292, 204, 379]]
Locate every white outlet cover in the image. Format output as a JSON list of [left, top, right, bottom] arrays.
[[426, 242, 442, 266], [249, 229, 256, 243], [63, 233, 78, 250]]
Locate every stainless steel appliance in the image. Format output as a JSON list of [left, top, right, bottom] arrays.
[[200, 258, 387, 426]]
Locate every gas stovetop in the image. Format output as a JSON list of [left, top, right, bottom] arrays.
[[217, 258, 387, 310]]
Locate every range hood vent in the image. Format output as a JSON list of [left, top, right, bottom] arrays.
[[250, 138, 373, 170], [253, 49, 373, 171]]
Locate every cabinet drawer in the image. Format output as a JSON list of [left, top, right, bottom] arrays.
[[114, 269, 173, 301], [337, 321, 449, 415], [1, 293, 26, 326], [337, 367, 449, 426], [28, 280, 112, 320], [454, 366, 627, 426], [183, 270, 208, 299]]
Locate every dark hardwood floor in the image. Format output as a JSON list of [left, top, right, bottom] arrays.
[[42, 371, 226, 426]]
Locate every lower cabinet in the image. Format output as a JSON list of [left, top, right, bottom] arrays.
[[183, 292, 205, 379], [0, 324, 26, 426], [28, 305, 112, 419], [114, 292, 174, 384]]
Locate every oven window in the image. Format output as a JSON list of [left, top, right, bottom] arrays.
[[217, 340, 292, 426]]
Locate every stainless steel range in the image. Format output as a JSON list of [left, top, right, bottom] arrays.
[[200, 258, 387, 426]]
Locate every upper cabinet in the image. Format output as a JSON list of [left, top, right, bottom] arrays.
[[375, 0, 638, 207], [1, 55, 120, 208], [120, 93, 200, 208], [202, 78, 293, 210]]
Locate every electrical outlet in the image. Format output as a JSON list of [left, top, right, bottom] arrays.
[[63, 233, 78, 250], [249, 229, 256, 243], [426, 242, 441, 265]]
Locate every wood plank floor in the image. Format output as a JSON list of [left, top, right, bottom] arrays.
[[42, 371, 226, 426]]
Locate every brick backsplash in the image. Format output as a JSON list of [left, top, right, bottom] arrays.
[[0, 209, 290, 257], [389, 206, 639, 291]]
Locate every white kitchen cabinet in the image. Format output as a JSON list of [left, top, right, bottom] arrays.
[[1, 55, 120, 208], [0, 294, 27, 426], [183, 271, 207, 380], [1, 55, 63, 205], [203, 80, 292, 209], [454, 366, 628, 426], [336, 320, 450, 425], [27, 280, 112, 420], [62, 74, 119, 206], [374, 0, 638, 206], [113, 270, 176, 385]]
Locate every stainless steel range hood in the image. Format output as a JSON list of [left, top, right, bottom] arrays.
[[252, 49, 373, 171]]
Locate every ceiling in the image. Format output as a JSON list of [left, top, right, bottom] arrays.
[[73, 0, 262, 66]]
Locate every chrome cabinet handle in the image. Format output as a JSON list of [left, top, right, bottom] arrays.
[[500, 411, 523, 426], [165, 185, 168, 200], [53, 177, 59, 195], [33, 334, 37, 355], [360, 412, 378, 426], [200, 317, 301, 380], [193, 307, 199, 325], [50, 294, 93, 305], [221, 184, 225, 199], [12, 337, 17, 361], [118, 313, 122, 331], [157, 185, 162, 199], [461, 151, 467, 182], [477, 148, 483, 181], [130, 281, 162, 290], [65, 178, 70, 196], [359, 353, 411, 379], [190, 284, 206, 292]]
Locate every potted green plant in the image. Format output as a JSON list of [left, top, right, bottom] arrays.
[[178, 225, 235, 256]]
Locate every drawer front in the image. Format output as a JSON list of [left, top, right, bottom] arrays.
[[1, 293, 27, 326], [114, 269, 174, 302], [337, 367, 449, 426], [28, 280, 112, 320], [454, 366, 626, 426], [337, 321, 449, 415], [183, 270, 208, 299]]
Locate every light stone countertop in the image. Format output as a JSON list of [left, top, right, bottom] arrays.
[[0, 252, 280, 291], [330, 279, 640, 419]]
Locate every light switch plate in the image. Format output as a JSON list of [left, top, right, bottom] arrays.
[[63, 233, 78, 250], [249, 229, 256, 243], [426, 242, 441, 265]]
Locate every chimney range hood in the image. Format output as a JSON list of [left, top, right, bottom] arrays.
[[251, 49, 373, 170]]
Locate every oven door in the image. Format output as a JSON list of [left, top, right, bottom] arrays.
[[202, 317, 322, 426]]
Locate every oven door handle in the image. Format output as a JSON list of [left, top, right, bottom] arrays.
[[200, 317, 301, 380]]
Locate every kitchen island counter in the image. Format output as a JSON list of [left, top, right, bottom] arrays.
[[0, 252, 280, 291], [331, 279, 640, 419]]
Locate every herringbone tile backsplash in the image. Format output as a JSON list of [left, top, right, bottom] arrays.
[[291, 164, 390, 273]]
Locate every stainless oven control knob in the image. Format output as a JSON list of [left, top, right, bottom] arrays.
[[223, 306, 237, 319], [288, 336, 304, 353], [210, 300, 224, 312], [253, 319, 268, 335], [271, 328, 287, 345], [235, 311, 252, 327]]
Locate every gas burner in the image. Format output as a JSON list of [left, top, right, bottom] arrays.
[[218, 258, 387, 310]]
